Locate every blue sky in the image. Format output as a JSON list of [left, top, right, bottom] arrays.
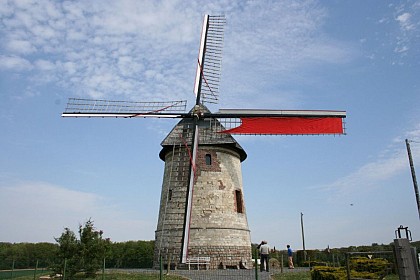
[[1, 0, 420, 250]]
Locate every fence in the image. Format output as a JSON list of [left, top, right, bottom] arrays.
[[0, 257, 308, 280], [0, 260, 51, 280], [0, 250, 401, 280]]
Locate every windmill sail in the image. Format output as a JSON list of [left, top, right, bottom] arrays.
[[213, 109, 346, 135], [62, 98, 188, 118], [61, 13, 346, 269], [180, 121, 198, 263], [194, 15, 226, 105], [179, 14, 226, 264]]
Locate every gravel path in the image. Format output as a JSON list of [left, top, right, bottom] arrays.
[[111, 267, 309, 280], [171, 268, 308, 280]]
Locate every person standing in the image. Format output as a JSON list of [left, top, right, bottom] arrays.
[[287, 245, 294, 269], [258, 241, 270, 272]]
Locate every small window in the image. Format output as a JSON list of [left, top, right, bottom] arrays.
[[235, 190, 243, 213], [168, 189, 172, 201], [205, 154, 212, 165]]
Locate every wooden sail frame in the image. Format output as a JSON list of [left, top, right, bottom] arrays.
[[62, 14, 346, 264]]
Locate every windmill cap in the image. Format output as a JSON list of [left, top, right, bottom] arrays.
[[159, 105, 247, 161]]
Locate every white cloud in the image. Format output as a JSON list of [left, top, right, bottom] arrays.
[[0, 181, 99, 242], [66, 30, 88, 41], [0, 0, 355, 104], [0, 55, 33, 71], [62, 61, 77, 75], [0, 181, 153, 242], [397, 12, 414, 31], [391, 2, 420, 58], [322, 152, 406, 193], [394, 45, 409, 53], [35, 59, 56, 71], [0, 0, 203, 100], [6, 40, 36, 54], [0, 1, 13, 17], [300, 40, 353, 64], [225, 1, 328, 67], [316, 126, 420, 198]]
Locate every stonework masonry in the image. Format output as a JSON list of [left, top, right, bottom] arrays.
[[153, 145, 252, 269]]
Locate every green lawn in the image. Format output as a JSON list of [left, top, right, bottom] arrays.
[[102, 272, 187, 280], [272, 271, 311, 280], [0, 271, 186, 280], [0, 269, 51, 280], [1, 270, 400, 280], [271, 270, 399, 280]]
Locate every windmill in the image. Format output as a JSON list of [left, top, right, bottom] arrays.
[[62, 14, 346, 269]]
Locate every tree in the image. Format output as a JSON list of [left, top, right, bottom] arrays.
[[54, 219, 110, 279], [78, 220, 110, 277], [0, 242, 58, 270], [54, 228, 81, 278]]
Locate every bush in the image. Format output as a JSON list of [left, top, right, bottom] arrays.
[[52, 219, 110, 279], [311, 257, 392, 280], [311, 266, 347, 280], [269, 258, 281, 269], [351, 270, 379, 279], [349, 257, 389, 273], [311, 266, 379, 280], [302, 261, 328, 267]]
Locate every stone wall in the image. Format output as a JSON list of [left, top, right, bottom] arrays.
[[187, 245, 252, 269], [153, 145, 252, 269]]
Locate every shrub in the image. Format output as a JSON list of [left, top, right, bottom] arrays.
[[303, 261, 328, 267], [311, 257, 392, 280], [349, 257, 389, 273], [311, 266, 378, 280], [311, 266, 346, 280], [53, 219, 110, 279]]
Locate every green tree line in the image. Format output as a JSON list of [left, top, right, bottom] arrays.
[[254, 241, 420, 268], [2, 221, 419, 273], [0, 240, 154, 270], [1, 223, 154, 273], [0, 242, 58, 269], [0, 241, 155, 270]]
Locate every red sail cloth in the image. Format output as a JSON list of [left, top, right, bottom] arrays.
[[222, 117, 344, 135]]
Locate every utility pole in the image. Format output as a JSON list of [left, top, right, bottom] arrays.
[[405, 139, 420, 219], [301, 212, 307, 261]]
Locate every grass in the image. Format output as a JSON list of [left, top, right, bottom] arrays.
[[271, 270, 399, 280], [103, 272, 187, 280], [0, 269, 51, 280], [0, 271, 186, 280], [272, 271, 311, 280], [0, 269, 400, 280], [270, 269, 401, 280]]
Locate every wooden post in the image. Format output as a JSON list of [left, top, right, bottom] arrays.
[[346, 253, 350, 280], [281, 254, 284, 273], [102, 258, 105, 280], [11, 260, 15, 280], [63, 258, 67, 280], [254, 247, 259, 280], [33, 260, 39, 280]]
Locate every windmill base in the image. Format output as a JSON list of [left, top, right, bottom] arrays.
[[154, 245, 252, 270]]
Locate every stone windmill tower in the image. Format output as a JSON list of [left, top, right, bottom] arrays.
[[154, 105, 251, 269], [61, 14, 346, 270]]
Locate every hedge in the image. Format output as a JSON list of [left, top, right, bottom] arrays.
[[311, 257, 392, 280]]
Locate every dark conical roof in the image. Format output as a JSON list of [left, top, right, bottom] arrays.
[[159, 105, 247, 161]]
